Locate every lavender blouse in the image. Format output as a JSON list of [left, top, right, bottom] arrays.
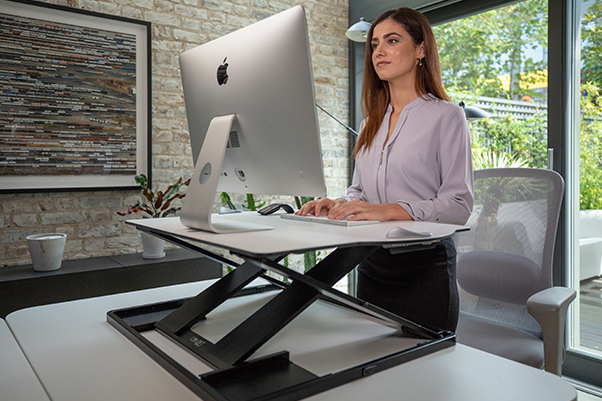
[[340, 96, 474, 225]]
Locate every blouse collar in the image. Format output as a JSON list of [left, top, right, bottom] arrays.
[[386, 94, 436, 115]]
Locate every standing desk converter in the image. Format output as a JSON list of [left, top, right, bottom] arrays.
[[108, 212, 469, 400]]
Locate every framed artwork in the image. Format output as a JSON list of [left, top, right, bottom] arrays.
[[0, 0, 151, 192]]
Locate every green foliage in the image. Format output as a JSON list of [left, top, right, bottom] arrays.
[[434, 0, 549, 169], [578, 0, 602, 210], [118, 174, 191, 218], [578, 1, 602, 209], [434, 14, 502, 97], [465, 87, 602, 209], [469, 110, 548, 169], [580, 148, 602, 210], [582, 0, 602, 91], [220, 192, 236, 210], [294, 196, 314, 209], [472, 149, 528, 170], [219, 192, 265, 211], [580, 83, 602, 210], [243, 193, 265, 211], [433, 0, 548, 100], [435, 0, 602, 210]]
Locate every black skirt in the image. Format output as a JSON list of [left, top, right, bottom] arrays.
[[357, 237, 458, 332]]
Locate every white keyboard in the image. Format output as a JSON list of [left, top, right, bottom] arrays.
[[280, 213, 380, 227]]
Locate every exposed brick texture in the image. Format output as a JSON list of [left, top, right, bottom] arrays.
[[0, 0, 350, 267]]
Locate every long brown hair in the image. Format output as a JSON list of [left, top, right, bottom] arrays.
[[354, 7, 449, 157]]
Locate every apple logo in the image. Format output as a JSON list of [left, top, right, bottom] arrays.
[[217, 57, 229, 86]]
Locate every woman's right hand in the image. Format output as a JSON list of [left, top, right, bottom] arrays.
[[295, 198, 344, 217]]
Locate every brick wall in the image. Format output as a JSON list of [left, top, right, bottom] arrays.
[[0, 0, 350, 267]]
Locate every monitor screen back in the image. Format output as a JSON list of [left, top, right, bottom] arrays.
[[179, 6, 326, 198]]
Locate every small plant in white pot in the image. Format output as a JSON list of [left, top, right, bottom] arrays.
[[118, 174, 190, 259]]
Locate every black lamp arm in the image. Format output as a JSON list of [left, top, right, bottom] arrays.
[[316, 104, 359, 137]]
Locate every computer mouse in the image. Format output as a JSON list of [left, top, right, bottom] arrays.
[[386, 226, 432, 238], [257, 203, 295, 215]]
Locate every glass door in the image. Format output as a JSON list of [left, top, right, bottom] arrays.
[[566, 0, 602, 382]]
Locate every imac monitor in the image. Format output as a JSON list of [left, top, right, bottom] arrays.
[[178, 6, 326, 233]]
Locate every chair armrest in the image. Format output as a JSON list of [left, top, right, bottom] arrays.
[[527, 287, 576, 315], [527, 286, 576, 375]]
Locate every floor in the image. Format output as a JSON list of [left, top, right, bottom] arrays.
[[580, 276, 602, 353], [574, 276, 602, 400]]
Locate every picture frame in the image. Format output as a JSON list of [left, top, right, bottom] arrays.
[[0, 0, 151, 193]]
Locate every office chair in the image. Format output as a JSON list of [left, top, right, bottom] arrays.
[[454, 168, 576, 375]]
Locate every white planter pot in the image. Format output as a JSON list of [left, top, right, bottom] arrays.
[[26, 233, 67, 272], [140, 231, 165, 259]]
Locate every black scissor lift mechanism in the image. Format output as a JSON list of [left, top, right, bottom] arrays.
[[107, 228, 455, 401]]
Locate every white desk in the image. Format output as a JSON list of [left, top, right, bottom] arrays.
[[6, 281, 577, 401], [0, 318, 50, 401], [127, 213, 465, 258]]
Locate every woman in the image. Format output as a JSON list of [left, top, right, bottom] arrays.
[[297, 8, 473, 331]]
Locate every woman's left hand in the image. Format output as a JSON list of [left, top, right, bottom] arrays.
[[327, 200, 413, 222]]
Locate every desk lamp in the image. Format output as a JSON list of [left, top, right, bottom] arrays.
[[316, 104, 358, 137], [317, 101, 491, 138]]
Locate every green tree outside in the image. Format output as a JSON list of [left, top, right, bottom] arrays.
[[433, 0, 602, 209], [580, 2, 602, 209], [434, 0, 548, 100], [580, 84, 602, 210], [582, 1, 602, 91]]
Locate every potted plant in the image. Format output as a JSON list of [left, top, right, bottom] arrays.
[[118, 174, 190, 259]]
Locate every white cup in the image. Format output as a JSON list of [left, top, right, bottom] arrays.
[[26, 233, 67, 272]]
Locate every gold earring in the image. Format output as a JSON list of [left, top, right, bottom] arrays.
[[419, 58, 423, 66]]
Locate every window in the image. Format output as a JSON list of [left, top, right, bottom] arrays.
[[432, 0, 549, 169]]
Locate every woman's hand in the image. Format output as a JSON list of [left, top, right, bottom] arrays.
[[327, 200, 413, 222], [295, 198, 345, 217]]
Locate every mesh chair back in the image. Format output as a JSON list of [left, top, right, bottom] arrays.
[[455, 168, 564, 338]]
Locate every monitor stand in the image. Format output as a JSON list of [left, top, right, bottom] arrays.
[[180, 114, 274, 233]]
